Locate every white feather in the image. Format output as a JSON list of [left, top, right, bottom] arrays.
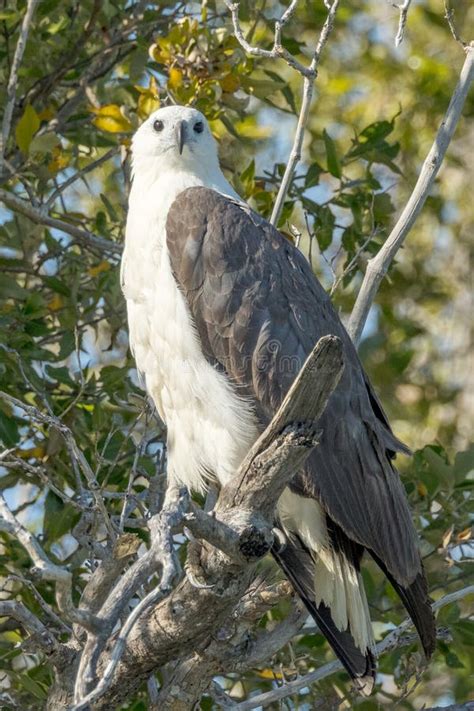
[[278, 490, 374, 652]]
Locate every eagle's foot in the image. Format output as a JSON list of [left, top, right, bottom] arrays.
[[185, 538, 214, 589]]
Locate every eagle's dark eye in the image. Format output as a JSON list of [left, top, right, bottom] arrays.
[[194, 121, 204, 134], [153, 119, 164, 132]]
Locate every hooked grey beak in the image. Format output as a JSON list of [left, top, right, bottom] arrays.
[[175, 120, 185, 155]]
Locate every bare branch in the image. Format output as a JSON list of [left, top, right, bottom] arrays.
[[223, 1, 311, 77], [0, 187, 122, 256], [0, 493, 99, 632], [424, 704, 474, 711], [348, 44, 474, 345], [270, 0, 340, 226], [0, 0, 40, 170], [394, 0, 413, 47], [224, 1, 340, 227], [0, 600, 57, 655], [4, 574, 71, 635], [444, 1, 468, 48]]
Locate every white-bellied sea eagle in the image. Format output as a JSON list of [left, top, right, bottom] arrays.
[[121, 105, 436, 693]]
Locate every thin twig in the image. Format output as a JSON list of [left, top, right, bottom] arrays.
[[0, 188, 122, 255], [45, 148, 119, 209], [348, 44, 474, 345], [224, 1, 341, 227], [0, 0, 40, 169], [270, 0, 340, 225], [444, 1, 467, 48]]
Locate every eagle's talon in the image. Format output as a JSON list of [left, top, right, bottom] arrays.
[[271, 526, 287, 553], [185, 566, 215, 589], [185, 538, 214, 589]]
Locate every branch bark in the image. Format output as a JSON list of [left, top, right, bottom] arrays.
[[0, 0, 39, 170], [348, 43, 474, 345], [0, 600, 58, 656]]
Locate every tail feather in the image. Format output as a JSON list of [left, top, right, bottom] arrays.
[[273, 533, 376, 695], [370, 551, 436, 658]]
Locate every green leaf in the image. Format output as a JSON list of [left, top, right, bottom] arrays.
[[42, 276, 71, 297], [0, 410, 19, 447], [241, 159, 255, 184], [44, 491, 80, 545], [304, 163, 322, 188], [100, 193, 119, 222], [0, 274, 29, 300], [12, 672, 47, 700], [15, 105, 40, 154], [314, 205, 335, 251], [29, 132, 60, 155], [323, 129, 341, 178]]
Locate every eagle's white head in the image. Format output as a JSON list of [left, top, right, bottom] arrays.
[[131, 105, 222, 181]]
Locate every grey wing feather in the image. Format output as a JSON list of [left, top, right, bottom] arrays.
[[166, 186, 419, 585]]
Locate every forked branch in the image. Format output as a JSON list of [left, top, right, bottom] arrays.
[[224, 0, 340, 227], [348, 43, 474, 345], [69, 336, 344, 710]]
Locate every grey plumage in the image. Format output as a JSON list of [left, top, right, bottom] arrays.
[[165, 186, 436, 683]]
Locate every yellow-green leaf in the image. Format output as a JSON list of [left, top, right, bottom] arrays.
[[91, 104, 132, 133], [219, 73, 240, 93], [168, 67, 183, 91], [15, 104, 40, 154], [136, 76, 160, 119]]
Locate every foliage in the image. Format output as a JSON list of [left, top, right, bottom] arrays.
[[0, 0, 472, 709]]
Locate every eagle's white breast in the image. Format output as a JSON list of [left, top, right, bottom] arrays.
[[122, 173, 259, 493]]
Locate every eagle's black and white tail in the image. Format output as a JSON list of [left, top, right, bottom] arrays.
[[273, 520, 436, 695], [273, 531, 376, 695]]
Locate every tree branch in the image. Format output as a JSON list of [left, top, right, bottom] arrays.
[[270, 0, 340, 226], [0, 187, 122, 256], [394, 0, 413, 47], [0, 493, 99, 632], [45, 147, 119, 210], [63, 336, 343, 710], [0, 600, 57, 656], [348, 43, 474, 345], [0, 0, 39, 170], [224, 0, 340, 227]]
